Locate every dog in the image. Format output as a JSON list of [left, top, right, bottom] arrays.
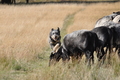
[[49, 27, 61, 53]]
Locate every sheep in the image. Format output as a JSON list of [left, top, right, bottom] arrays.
[[95, 11, 120, 28]]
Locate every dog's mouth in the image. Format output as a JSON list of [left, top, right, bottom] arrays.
[[51, 35, 60, 41], [55, 36, 59, 40]]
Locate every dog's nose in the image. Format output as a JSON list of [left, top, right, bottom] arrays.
[[55, 36, 58, 39]]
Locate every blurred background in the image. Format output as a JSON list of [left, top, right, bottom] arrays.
[[0, 0, 120, 80], [0, 0, 120, 4]]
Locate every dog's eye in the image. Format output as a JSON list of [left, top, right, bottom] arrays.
[[55, 32, 59, 35]]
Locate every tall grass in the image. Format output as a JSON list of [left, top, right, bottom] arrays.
[[0, 2, 120, 80]]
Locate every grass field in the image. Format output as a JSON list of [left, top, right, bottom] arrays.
[[0, 2, 120, 80]]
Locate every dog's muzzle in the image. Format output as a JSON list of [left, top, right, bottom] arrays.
[[51, 35, 60, 41]]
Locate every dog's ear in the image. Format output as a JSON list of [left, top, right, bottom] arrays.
[[57, 27, 60, 32], [113, 12, 116, 14], [51, 28, 54, 31]]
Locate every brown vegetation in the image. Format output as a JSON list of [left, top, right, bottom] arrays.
[[0, 2, 120, 80]]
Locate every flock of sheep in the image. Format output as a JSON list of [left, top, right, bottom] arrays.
[[49, 11, 120, 66]]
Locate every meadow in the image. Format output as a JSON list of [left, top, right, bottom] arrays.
[[0, 2, 120, 80]]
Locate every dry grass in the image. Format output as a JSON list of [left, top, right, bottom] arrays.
[[67, 2, 120, 33], [0, 2, 120, 80], [0, 4, 81, 61]]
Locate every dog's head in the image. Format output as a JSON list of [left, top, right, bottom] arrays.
[[50, 27, 61, 42]]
